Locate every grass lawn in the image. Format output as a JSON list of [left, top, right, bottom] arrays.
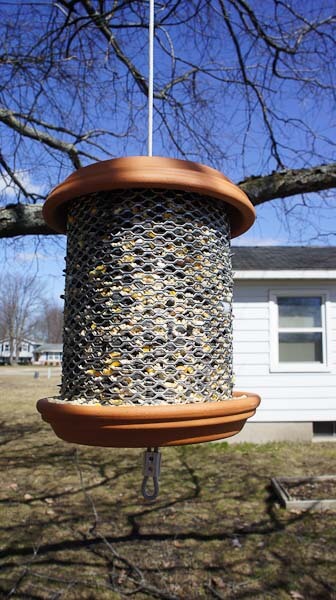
[[0, 369, 336, 599]]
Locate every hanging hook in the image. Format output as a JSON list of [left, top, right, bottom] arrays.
[[141, 447, 161, 501]]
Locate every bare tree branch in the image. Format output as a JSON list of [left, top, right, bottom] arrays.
[[0, 204, 55, 238], [0, 152, 30, 198], [78, 0, 149, 96], [0, 162, 335, 239], [0, 109, 82, 169], [0, 271, 44, 363], [239, 162, 336, 205], [0, 1, 335, 242]]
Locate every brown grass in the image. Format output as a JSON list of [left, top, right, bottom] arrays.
[[0, 369, 336, 599]]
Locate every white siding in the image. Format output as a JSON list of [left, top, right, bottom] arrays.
[[232, 279, 336, 422], [37, 352, 62, 364]]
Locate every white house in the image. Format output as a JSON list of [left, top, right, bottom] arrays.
[[231, 246, 336, 443], [34, 343, 63, 365], [0, 339, 63, 365], [0, 339, 39, 365]]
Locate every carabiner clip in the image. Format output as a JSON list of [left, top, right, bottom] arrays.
[[141, 447, 161, 501]]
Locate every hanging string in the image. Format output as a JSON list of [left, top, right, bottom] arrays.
[[148, 0, 154, 156]]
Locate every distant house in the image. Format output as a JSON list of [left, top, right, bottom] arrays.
[[0, 339, 63, 366], [0, 339, 39, 365], [230, 246, 336, 443], [34, 343, 63, 366]]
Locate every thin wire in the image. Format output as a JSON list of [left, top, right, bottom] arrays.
[[148, 0, 154, 157]]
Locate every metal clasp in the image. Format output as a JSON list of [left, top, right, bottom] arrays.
[[141, 447, 161, 501]]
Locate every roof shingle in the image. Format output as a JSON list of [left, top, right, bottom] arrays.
[[231, 247, 336, 270]]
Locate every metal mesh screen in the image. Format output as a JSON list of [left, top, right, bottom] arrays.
[[61, 188, 233, 406]]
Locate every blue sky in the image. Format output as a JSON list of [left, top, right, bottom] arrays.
[[0, 1, 335, 302], [1, 187, 334, 307]]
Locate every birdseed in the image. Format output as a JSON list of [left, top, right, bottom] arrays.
[[60, 188, 233, 406]]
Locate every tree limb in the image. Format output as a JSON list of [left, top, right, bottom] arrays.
[[0, 204, 55, 238], [239, 162, 336, 205], [0, 162, 335, 238], [0, 109, 82, 170], [78, 0, 149, 97], [0, 153, 30, 198]]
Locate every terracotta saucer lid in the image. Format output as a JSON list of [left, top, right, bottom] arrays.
[[43, 156, 255, 238], [37, 392, 260, 448]]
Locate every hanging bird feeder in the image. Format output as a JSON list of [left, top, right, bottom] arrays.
[[37, 156, 260, 498], [37, 3, 259, 501]]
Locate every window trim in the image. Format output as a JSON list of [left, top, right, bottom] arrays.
[[270, 289, 330, 372]]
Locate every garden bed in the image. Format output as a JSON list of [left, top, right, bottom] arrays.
[[272, 476, 336, 511]]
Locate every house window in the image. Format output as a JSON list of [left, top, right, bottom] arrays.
[[270, 292, 329, 371], [313, 422, 336, 438]]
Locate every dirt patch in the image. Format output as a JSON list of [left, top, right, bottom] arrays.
[[283, 477, 336, 501]]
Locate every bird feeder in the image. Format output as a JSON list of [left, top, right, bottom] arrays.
[[37, 156, 260, 497]]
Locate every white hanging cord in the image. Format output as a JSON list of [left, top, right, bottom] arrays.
[[148, 0, 155, 156]]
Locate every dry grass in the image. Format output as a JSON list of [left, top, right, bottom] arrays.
[[0, 369, 336, 599]]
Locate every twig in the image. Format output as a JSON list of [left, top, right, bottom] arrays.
[[74, 449, 99, 533], [204, 582, 226, 600], [6, 545, 40, 598], [74, 450, 180, 600]]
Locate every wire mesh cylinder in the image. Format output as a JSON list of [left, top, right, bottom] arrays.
[[61, 188, 233, 406]]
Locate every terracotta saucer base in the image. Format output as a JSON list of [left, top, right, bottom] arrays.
[[37, 392, 260, 448]]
